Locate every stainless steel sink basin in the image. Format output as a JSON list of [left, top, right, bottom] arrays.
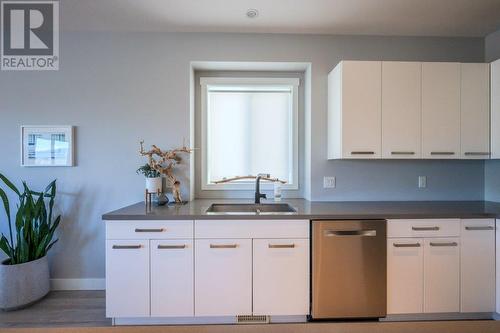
[[206, 203, 297, 215]]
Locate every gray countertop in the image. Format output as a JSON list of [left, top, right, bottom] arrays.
[[102, 199, 500, 221]]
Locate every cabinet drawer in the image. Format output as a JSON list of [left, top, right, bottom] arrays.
[[106, 220, 193, 239], [387, 219, 460, 238], [195, 220, 309, 239]]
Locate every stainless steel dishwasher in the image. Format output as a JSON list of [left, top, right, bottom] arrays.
[[311, 220, 387, 319]]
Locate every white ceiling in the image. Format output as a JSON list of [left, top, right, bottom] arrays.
[[61, 0, 500, 37]]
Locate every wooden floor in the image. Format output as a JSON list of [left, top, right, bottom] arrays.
[[1, 291, 500, 333]]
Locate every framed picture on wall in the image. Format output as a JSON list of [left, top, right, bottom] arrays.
[[21, 126, 74, 167]]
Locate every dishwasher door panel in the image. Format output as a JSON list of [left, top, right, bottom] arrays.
[[312, 220, 387, 319]]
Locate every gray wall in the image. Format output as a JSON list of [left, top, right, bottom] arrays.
[[485, 28, 500, 201], [0, 31, 485, 279]]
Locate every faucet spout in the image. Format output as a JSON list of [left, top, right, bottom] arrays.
[[255, 173, 270, 204]]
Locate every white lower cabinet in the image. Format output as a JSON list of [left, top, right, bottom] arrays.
[[423, 238, 460, 313], [460, 219, 495, 313], [387, 219, 496, 317], [151, 239, 194, 317], [194, 239, 252, 316], [253, 239, 310, 316], [106, 240, 150, 318], [387, 238, 424, 314]]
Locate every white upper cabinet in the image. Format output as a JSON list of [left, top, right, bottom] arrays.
[[381, 62, 422, 158], [492, 60, 500, 159], [460, 63, 491, 159], [421, 62, 461, 159], [328, 61, 382, 159]]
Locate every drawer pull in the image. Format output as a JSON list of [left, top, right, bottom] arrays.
[[393, 243, 421, 248], [430, 152, 455, 156], [391, 151, 415, 155], [429, 242, 458, 247], [324, 230, 376, 237], [412, 226, 439, 231], [268, 244, 295, 249], [158, 245, 186, 249], [210, 244, 238, 249], [351, 151, 375, 155], [112, 245, 142, 249], [464, 152, 490, 156], [135, 228, 165, 233], [465, 226, 494, 231]]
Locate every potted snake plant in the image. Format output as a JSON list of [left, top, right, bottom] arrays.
[[0, 174, 61, 311]]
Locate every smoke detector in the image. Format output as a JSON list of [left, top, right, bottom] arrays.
[[246, 9, 259, 18]]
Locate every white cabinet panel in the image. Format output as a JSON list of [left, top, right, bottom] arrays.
[[253, 239, 309, 316], [460, 63, 490, 159], [106, 240, 149, 318], [328, 61, 382, 159], [422, 62, 461, 159], [492, 60, 500, 159], [387, 238, 424, 314], [195, 239, 252, 316], [382, 62, 422, 159], [460, 219, 495, 313], [423, 238, 460, 313], [496, 219, 500, 314], [106, 220, 193, 239], [151, 240, 194, 317], [195, 219, 309, 239], [387, 219, 460, 238]]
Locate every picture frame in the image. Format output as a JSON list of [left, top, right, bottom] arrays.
[[20, 125, 74, 167]]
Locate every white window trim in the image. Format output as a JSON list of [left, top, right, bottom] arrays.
[[200, 77, 300, 191]]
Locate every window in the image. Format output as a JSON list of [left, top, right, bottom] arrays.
[[200, 77, 299, 190]]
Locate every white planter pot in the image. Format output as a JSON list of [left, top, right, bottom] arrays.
[[146, 177, 162, 193], [0, 256, 50, 311]]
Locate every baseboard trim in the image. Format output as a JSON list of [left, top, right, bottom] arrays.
[[50, 278, 105, 291], [382, 312, 494, 322]]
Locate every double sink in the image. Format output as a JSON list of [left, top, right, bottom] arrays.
[[206, 203, 297, 215]]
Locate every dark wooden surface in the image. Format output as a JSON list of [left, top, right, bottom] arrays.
[[0, 291, 111, 328]]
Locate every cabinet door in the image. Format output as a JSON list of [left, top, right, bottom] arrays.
[[422, 63, 461, 159], [460, 219, 495, 312], [423, 238, 460, 313], [151, 240, 194, 317], [341, 61, 382, 159], [106, 240, 149, 317], [253, 239, 309, 316], [492, 60, 500, 159], [382, 62, 422, 159], [195, 239, 252, 316], [461, 63, 490, 159], [387, 238, 424, 314]]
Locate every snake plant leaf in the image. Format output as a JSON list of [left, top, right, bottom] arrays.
[[0, 235, 13, 260], [0, 173, 20, 197], [0, 187, 13, 245]]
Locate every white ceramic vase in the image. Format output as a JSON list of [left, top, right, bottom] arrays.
[[146, 177, 162, 193]]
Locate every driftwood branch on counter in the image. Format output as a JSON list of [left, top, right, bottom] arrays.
[[213, 175, 287, 184]]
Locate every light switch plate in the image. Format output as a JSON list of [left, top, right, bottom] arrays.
[[323, 176, 336, 188], [418, 176, 427, 188]]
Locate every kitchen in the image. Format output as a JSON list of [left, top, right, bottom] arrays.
[[1, 1, 500, 332]]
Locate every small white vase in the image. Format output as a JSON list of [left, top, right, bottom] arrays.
[[146, 177, 162, 193]]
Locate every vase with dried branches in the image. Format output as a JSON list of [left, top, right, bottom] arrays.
[[139, 140, 194, 203]]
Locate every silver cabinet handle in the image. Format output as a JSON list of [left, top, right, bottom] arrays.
[[465, 226, 494, 231], [351, 151, 375, 155], [157, 245, 186, 249], [393, 243, 421, 248], [210, 244, 238, 249], [112, 245, 142, 249], [135, 228, 165, 232], [464, 152, 490, 156], [324, 230, 376, 237], [268, 244, 295, 249], [412, 226, 439, 231], [429, 242, 458, 247], [430, 152, 455, 155], [391, 151, 415, 155]]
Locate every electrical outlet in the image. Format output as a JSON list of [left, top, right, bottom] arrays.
[[323, 176, 336, 189], [418, 176, 427, 188]]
